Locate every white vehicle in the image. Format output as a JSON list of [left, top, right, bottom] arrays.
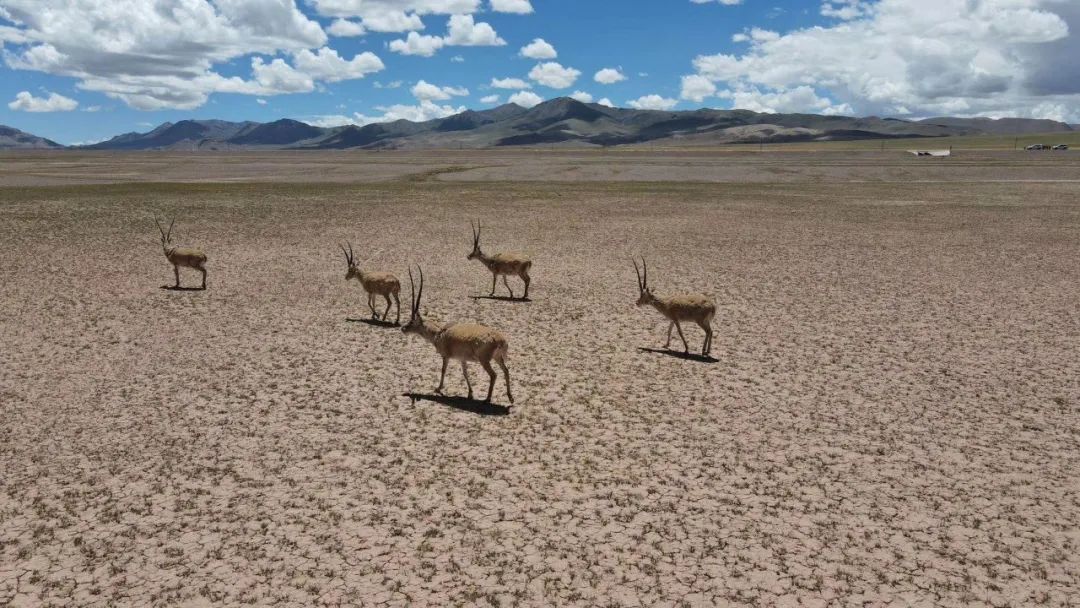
[[1052, 144, 1069, 151], [1025, 144, 1046, 151]]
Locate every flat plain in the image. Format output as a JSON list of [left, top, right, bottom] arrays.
[[1, 149, 1078, 606]]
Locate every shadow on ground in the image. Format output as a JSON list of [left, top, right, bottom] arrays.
[[638, 347, 718, 364], [403, 392, 511, 416], [470, 295, 532, 303], [347, 318, 400, 328], [160, 285, 206, 292]]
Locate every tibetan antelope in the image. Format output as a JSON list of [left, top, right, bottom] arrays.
[[633, 258, 715, 356], [156, 218, 207, 289], [402, 265, 514, 404], [341, 242, 402, 325], [467, 221, 532, 300]]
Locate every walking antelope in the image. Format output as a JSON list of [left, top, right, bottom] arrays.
[[467, 221, 532, 300], [402, 265, 514, 404], [633, 258, 715, 356], [341, 242, 402, 325], [156, 218, 207, 289]]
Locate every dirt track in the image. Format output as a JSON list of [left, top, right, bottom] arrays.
[[1, 153, 1079, 606]]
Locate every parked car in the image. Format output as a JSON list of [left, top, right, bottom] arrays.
[[1025, 144, 1046, 150], [1052, 144, 1069, 150]]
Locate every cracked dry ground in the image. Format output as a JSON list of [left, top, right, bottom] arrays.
[[1, 179, 1078, 607]]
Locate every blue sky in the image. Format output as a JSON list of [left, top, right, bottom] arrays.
[[1, 0, 1077, 144]]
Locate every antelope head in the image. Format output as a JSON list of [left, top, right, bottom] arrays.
[[467, 220, 483, 260], [402, 264, 427, 336], [633, 257, 657, 307], [156, 217, 176, 255], [340, 242, 361, 281]]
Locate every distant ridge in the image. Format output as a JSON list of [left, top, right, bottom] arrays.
[[0, 125, 64, 149], [5, 98, 1076, 151]]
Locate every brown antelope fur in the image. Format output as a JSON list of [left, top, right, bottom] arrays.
[[402, 265, 514, 404], [341, 242, 402, 325], [156, 218, 207, 289], [467, 220, 532, 299], [634, 258, 715, 356]]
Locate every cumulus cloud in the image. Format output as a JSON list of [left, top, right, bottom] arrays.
[[309, 0, 479, 32], [8, 90, 78, 112], [680, 74, 717, 103], [480, 94, 500, 103], [627, 94, 678, 110], [309, 98, 466, 127], [528, 62, 580, 89], [597, 97, 614, 107], [327, 19, 366, 37], [292, 48, 384, 82], [508, 90, 543, 107], [490, 77, 531, 89], [682, 0, 1080, 121], [444, 14, 505, 46], [0, 0, 331, 110], [570, 91, 594, 103], [594, 68, 627, 85], [411, 79, 469, 100], [388, 13, 504, 55], [491, 0, 533, 14], [519, 38, 557, 59], [389, 32, 446, 56]]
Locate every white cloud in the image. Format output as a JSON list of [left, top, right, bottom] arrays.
[[480, 94, 500, 104], [251, 57, 315, 94], [444, 14, 505, 46], [310, 0, 479, 32], [256, 98, 268, 105], [594, 68, 627, 85], [292, 48, 384, 82], [570, 91, 593, 103], [718, 85, 853, 115], [0, 0, 327, 110], [450, 55, 465, 62], [528, 62, 581, 89], [680, 74, 717, 102], [491, 0, 533, 14], [627, 94, 678, 110], [388, 13, 504, 56], [519, 38, 557, 59], [490, 77, 531, 89], [8, 90, 78, 112], [597, 97, 614, 107], [411, 79, 469, 100], [308, 98, 466, 127], [327, 19, 366, 37], [389, 31, 446, 56], [683, 0, 1080, 121], [508, 90, 543, 108]]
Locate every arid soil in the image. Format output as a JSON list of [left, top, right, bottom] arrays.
[[1, 152, 1078, 606]]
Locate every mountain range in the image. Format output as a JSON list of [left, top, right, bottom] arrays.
[[2, 97, 1076, 151]]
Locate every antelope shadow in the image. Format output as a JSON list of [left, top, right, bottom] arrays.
[[403, 392, 511, 416], [347, 317, 399, 328], [160, 285, 206, 292], [638, 347, 718, 364], [470, 295, 532, 303]]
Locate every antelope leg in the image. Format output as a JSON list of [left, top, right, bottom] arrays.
[[674, 321, 689, 354], [382, 294, 392, 321], [173, 265, 180, 288], [502, 275, 514, 298], [436, 357, 448, 395], [497, 357, 513, 404], [480, 360, 497, 403], [460, 361, 473, 400], [665, 322, 674, 348]]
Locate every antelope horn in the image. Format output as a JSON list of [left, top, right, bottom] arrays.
[[408, 266, 417, 316], [339, 243, 350, 265], [633, 257, 643, 292], [155, 218, 166, 240], [642, 257, 648, 290], [347, 241, 355, 265], [166, 218, 175, 243], [415, 264, 424, 315]]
